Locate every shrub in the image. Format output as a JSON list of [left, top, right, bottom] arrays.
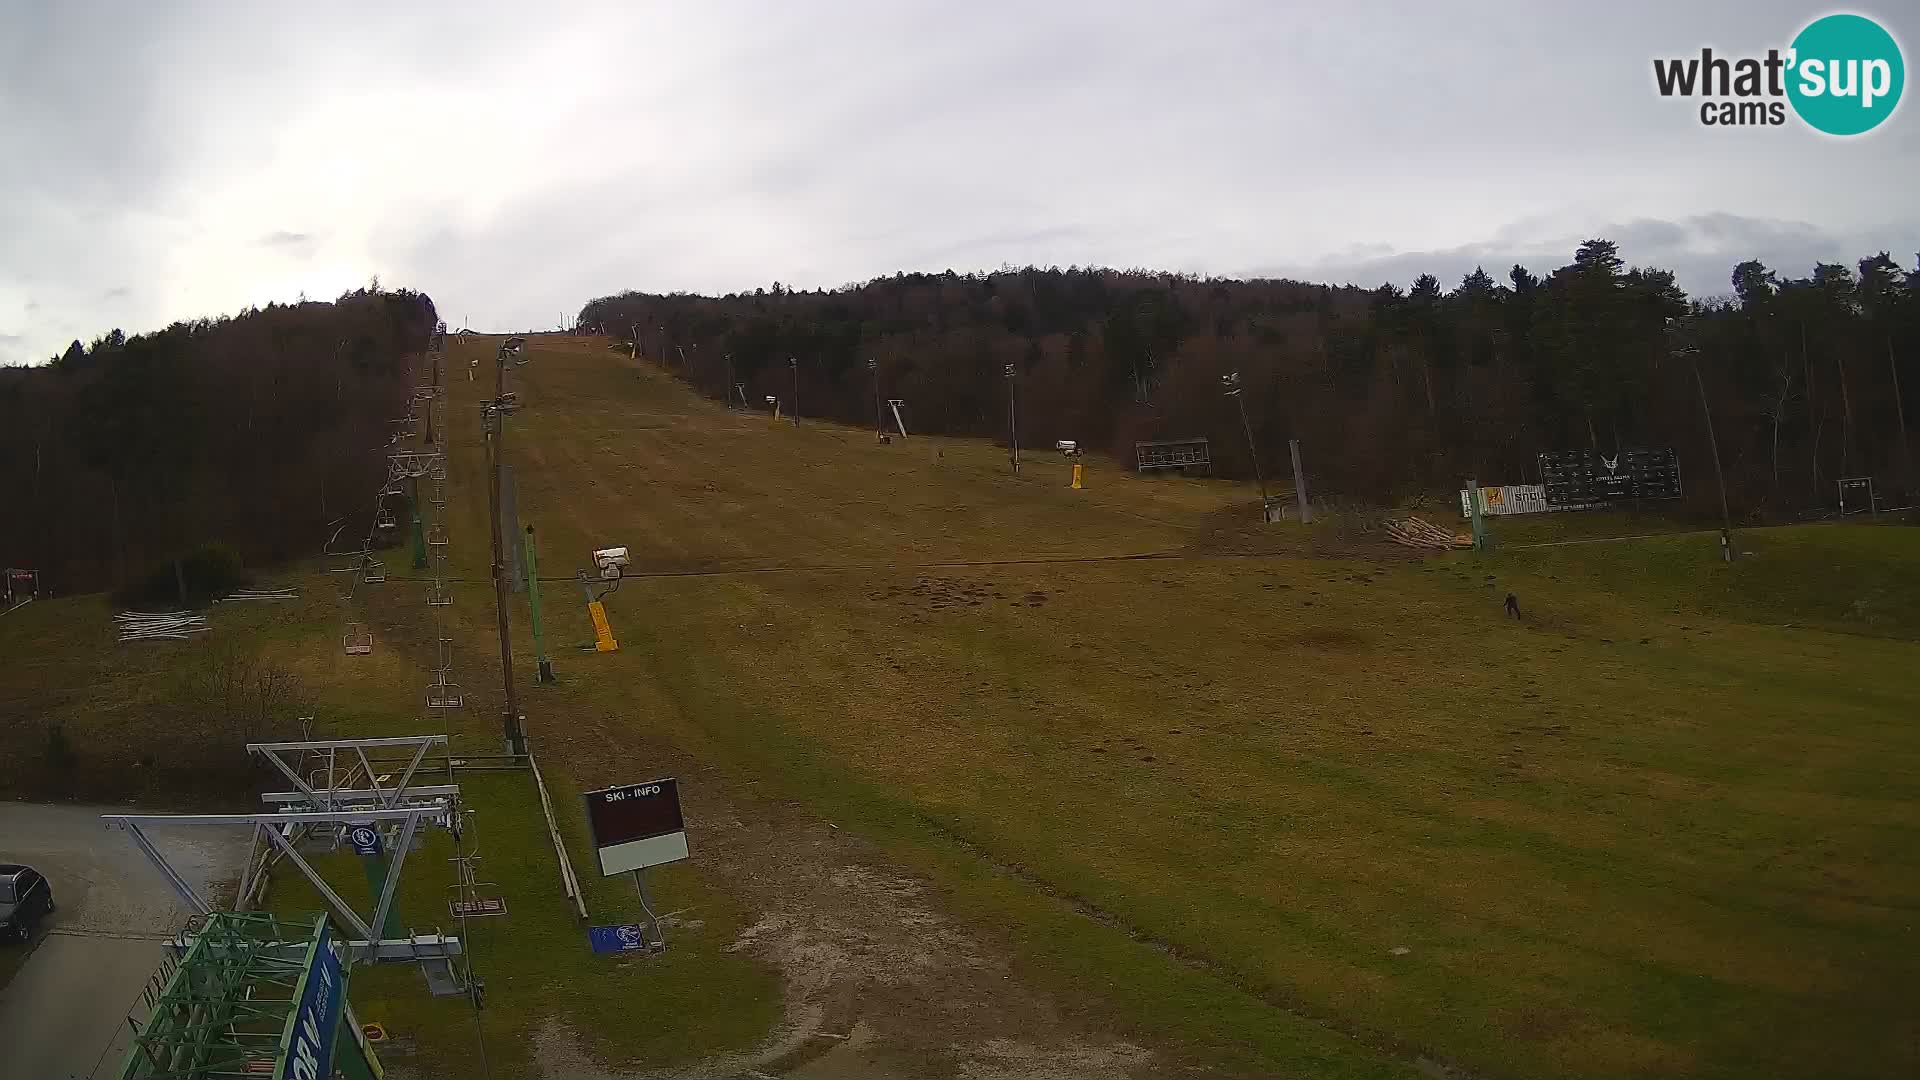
[[44, 722, 74, 772], [150, 647, 308, 795]]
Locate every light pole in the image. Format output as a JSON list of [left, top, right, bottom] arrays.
[[1004, 363, 1020, 475], [869, 358, 883, 442], [789, 357, 800, 424], [1223, 371, 1269, 521], [1670, 318, 1735, 561]]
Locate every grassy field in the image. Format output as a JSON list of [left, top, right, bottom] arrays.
[[469, 335, 1918, 1079], [4, 332, 1915, 1079]]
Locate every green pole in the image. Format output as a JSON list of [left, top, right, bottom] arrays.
[[525, 525, 555, 683], [1466, 477, 1489, 553]]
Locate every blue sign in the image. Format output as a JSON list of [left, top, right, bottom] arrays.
[[589, 924, 650, 954], [278, 921, 344, 1080], [347, 826, 382, 857]]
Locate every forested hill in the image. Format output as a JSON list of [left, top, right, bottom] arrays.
[[0, 288, 438, 594], [580, 242, 1917, 517]]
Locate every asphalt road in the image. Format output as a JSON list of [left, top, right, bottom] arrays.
[[0, 802, 248, 1080]]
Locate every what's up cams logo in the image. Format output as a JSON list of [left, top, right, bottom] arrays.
[[1654, 13, 1904, 134]]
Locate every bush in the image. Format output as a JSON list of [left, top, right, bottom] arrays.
[[150, 647, 308, 795], [44, 722, 74, 772], [113, 543, 249, 609]]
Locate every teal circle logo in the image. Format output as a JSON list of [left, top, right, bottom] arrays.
[[1787, 14, 1904, 135]]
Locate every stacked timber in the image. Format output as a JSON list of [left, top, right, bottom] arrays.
[[1385, 515, 1472, 550]]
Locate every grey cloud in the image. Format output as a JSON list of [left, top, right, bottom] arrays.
[[101, 287, 130, 300], [4, 0, 1919, 354], [261, 232, 317, 257]]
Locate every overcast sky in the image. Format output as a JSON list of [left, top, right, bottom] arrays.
[[2, 1, 1915, 364]]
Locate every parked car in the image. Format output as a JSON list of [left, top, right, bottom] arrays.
[[0, 864, 54, 942]]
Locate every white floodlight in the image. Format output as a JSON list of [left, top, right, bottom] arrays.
[[592, 546, 630, 580]]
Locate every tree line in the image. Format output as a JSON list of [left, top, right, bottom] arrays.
[[0, 287, 439, 594], [580, 242, 1917, 517]]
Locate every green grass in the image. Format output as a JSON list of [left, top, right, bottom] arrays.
[[469, 336, 1920, 1080], [1498, 521, 1920, 638]]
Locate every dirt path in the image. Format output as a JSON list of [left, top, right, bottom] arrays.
[[527, 801, 1159, 1079]]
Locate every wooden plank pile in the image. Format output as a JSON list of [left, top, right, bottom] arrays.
[[216, 587, 298, 602], [1385, 515, 1473, 551], [116, 610, 211, 642]]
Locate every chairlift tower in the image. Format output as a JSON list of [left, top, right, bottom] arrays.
[[1222, 371, 1271, 521], [484, 340, 530, 759], [1004, 363, 1020, 475]]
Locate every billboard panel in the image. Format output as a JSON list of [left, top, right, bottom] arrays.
[[277, 923, 345, 1080], [1538, 448, 1681, 505]]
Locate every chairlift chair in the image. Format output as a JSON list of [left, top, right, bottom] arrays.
[[343, 622, 373, 655], [425, 676, 465, 710], [362, 556, 387, 584], [427, 579, 452, 607], [375, 507, 399, 531]]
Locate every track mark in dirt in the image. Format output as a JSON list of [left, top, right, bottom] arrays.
[[523, 775, 1160, 1080]]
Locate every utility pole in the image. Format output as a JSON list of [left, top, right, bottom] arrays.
[[1222, 371, 1268, 521], [725, 354, 736, 408], [485, 339, 530, 756], [869, 358, 882, 441], [1672, 319, 1735, 562], [1004, 363, 1020, 475], [789, 357, 800, 424]]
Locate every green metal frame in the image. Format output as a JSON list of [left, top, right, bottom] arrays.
[[119, 912, 342, 1080]]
